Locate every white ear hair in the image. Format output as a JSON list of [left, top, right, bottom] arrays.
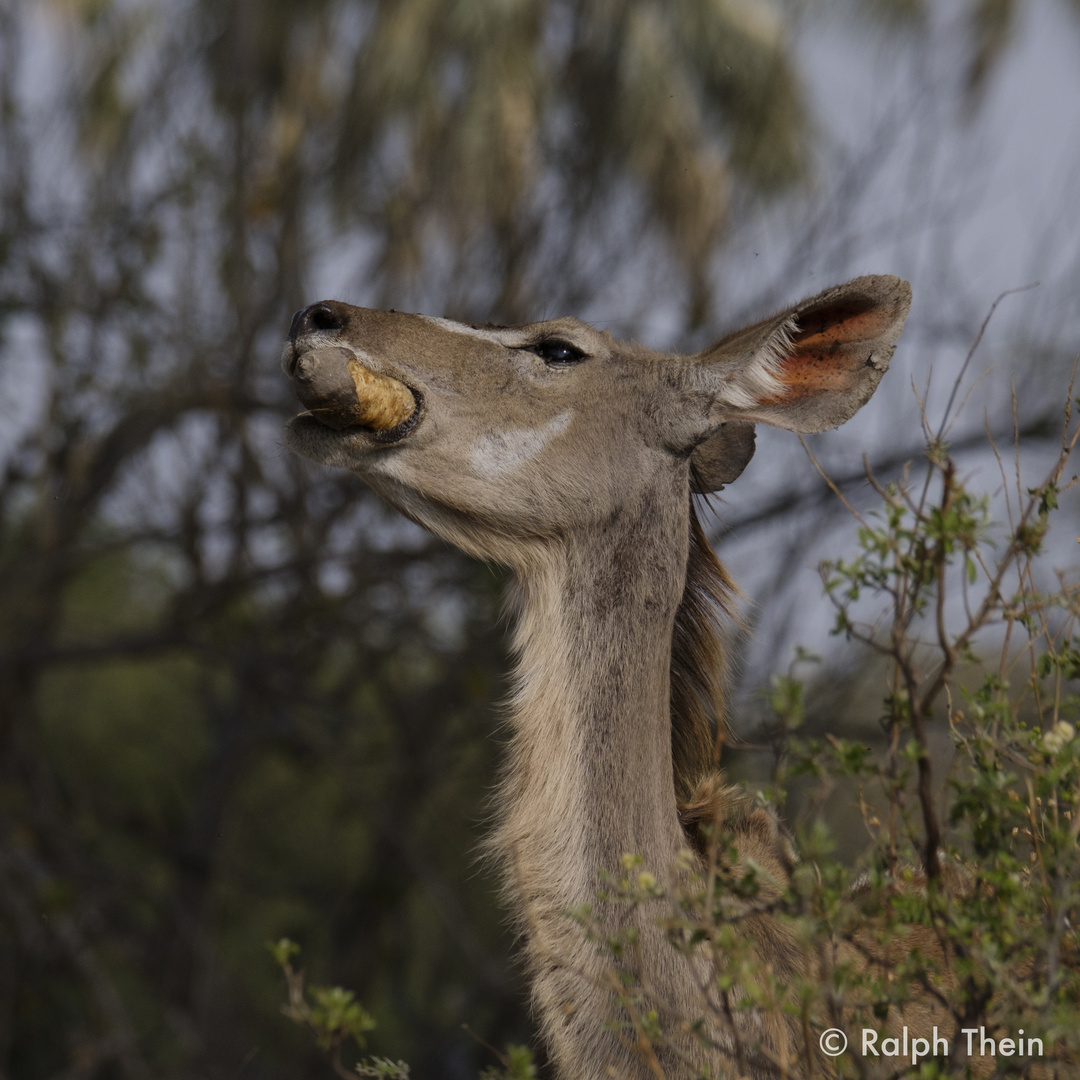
[[709, 314, 797, 413]]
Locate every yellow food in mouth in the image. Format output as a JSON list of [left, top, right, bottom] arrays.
[[292, 346, 415, 432]]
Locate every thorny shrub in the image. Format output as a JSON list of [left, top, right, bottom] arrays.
[[580, 367, 1080, 1076]]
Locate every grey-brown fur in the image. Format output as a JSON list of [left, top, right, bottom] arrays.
[[281, 278, 913, 1077]]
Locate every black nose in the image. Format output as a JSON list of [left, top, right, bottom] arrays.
[[289, 302, 346, 340]]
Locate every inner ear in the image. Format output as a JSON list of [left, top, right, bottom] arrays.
[[690, 421, 756, 494], [697, 275, 912, 435], [778, 287, 906, 398]]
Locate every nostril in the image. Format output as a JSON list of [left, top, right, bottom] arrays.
[[289, 302, 345, 340], [308, 303, 341, 331]]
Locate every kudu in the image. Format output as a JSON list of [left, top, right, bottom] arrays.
[[281, 277, 922, 1078]]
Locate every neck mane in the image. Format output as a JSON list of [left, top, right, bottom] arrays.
[[672, 505, 739, 823]]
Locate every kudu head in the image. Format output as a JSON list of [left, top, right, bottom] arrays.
[[281, 277, 911, 565]]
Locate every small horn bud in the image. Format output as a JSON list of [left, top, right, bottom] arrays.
[[292, 346, 415, 431]]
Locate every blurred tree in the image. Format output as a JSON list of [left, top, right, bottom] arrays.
[[840, 0, 1080, 105], [961, 0, 1080, 103], [0, 0, 812, 1076]]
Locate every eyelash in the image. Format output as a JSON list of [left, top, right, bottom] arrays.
[[527, 339, 587, 366]]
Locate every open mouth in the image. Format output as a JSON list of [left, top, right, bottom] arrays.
[[288, 345, 423, 444]]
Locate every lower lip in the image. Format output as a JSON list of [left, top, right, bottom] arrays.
[[294, 386, 423, 445]]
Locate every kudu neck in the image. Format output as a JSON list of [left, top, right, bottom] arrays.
[[498, 494, 691, 889]]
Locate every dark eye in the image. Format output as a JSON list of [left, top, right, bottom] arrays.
[[529, 339, 586, 366]]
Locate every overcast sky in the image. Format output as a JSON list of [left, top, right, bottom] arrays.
[[712, 1, 1080, 693]]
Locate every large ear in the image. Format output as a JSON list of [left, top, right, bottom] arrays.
[[693, 275, 911, 434], [690, 420, 756, 494]]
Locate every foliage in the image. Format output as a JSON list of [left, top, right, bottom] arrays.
[[575, 375, 1080, 1076], [478, 1043, 540, 1080], [268, 938, 387, 1080], [268, 939, 536, 1080]]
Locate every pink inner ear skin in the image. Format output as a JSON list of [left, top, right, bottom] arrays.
[[767, 302, 895, 399], [773, 355, 857, 397], [794, 302, 897, 349]]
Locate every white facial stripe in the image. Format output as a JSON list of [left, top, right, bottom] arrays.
[[419, 315, 527, 348], [470, 411, 573, 479]]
